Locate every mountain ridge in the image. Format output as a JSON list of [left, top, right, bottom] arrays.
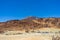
[[0, 16, 60, 33]]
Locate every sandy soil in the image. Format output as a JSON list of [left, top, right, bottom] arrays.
[[0, 28, 60, 40], [0, 34, 52, 40], [0, 33, 60, 40]]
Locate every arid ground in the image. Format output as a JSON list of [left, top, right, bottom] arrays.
[[0, 28, 60, 40]]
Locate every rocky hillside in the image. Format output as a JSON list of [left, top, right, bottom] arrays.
[[0, 16, 60, 33]]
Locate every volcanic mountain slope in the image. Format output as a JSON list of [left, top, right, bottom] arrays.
[[0, 16, 60, 33]]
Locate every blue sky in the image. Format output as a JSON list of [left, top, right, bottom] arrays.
[[0, 0, 60, 22]]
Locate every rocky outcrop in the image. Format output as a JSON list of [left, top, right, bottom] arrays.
[[0, 16, 60, 33]]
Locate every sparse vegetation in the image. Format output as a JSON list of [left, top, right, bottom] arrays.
[[52, 36, 60, 40]]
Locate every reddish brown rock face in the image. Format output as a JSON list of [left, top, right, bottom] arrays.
[[0, 16, 60, 33]]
